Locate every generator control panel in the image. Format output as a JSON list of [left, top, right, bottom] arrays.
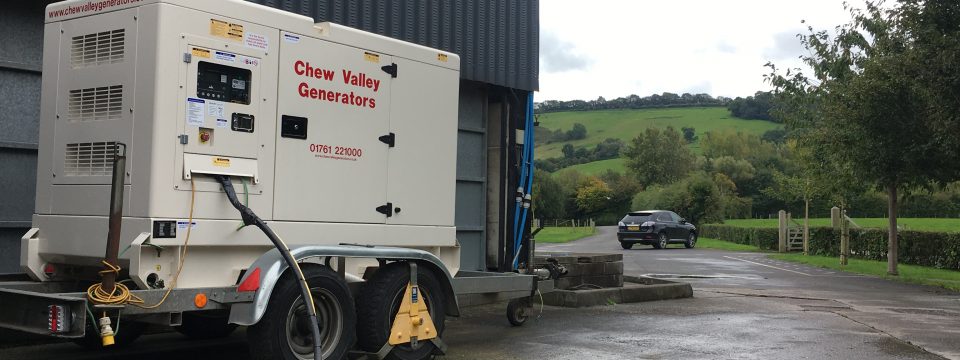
[[197, 61, 251, 104]]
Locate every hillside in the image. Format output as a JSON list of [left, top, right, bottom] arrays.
[[535, 107, 782, 174]]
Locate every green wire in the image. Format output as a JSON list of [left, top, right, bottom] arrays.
[[85, 307, 120, 337]]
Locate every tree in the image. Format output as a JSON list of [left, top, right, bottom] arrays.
[[632, 172, 723, 226], [767, 1, 956, 275], [681, 127, 697, 143], [561, 144, 575, 159], [623, 127, 696, 187], [567, 123, 587, 140], [575, 178, 613, 217], [532, 171, 565, 219]]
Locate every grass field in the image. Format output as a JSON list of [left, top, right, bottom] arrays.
[[721, 218, 960, 232], [771, 253, 960, 291], [535, 107, 782, 159], [557, 158, 628, 177], [535, 227, 596, 243]]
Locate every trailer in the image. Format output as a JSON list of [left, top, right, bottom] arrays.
[[0, 1, 556, 359]]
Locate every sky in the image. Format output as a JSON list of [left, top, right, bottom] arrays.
[[537, 0, 868, 101]]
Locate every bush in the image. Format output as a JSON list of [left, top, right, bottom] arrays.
[[700, 225, 779, 250], [706, 225, 960, 270]]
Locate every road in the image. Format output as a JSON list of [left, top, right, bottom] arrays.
[[3, 226, 959, 359]]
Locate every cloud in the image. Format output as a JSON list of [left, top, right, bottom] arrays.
[[764, 30, 807, 61], [716, 42, 737, 54], [539, 32, 592, 73]]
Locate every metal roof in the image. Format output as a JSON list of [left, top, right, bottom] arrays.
[[246, 0, 539, 91]]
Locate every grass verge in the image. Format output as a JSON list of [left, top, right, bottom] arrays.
[[770, 253, 960, 291], [535, 227, 596, 243], [720, 218, 960, 233], [696, 237, 765, 252]]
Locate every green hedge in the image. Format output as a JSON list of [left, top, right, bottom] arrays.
[[700, 225, 779, 251], [703, 224, 960, 270]]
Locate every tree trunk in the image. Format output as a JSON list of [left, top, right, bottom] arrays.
[[887, 184, 899, 276]]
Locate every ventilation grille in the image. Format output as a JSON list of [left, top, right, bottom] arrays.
[[71, 29, 125, 67], [65, 142, 118, 176], [67, 85, 123, 122]]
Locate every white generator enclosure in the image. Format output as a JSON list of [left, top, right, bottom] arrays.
[[27, 0, 462, 289]]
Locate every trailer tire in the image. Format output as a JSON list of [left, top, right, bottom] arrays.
[[506, 298, 530, 327], [73, 317, 147, 350], [248, 266, 356, 360], [175, 311, 237, 340], [356, 262, 447, 360]]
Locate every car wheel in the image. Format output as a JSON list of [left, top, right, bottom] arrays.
[[654, 233, 668, 249], [620, 242, 633, 250], [685, 233, 697, 249]]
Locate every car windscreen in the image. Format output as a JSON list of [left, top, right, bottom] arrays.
[[622, 213, 653, 224]]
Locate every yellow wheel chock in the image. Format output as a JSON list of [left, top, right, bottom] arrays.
[[388, 263, 438, 348]]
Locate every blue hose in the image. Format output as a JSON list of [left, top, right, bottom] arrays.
[[512, 92, 535, 269]]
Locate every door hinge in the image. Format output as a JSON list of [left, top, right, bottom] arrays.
[[376, 202, 394, 217], [379, 132, 396, 147], [381, 63, 398, 78]]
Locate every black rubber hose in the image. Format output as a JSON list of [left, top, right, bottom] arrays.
[[215, 175, 323, 360]]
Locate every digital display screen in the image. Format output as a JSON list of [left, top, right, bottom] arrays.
[[196, 61, 251, 104]]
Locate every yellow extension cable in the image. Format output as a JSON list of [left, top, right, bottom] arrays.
[[87, 177, 196, 309]]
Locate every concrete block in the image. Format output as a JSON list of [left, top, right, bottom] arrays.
[[580, 275, 624, 288], [564, 262, 605, 277], [542, 278, 693, 308], [602, 261, 624, 275]]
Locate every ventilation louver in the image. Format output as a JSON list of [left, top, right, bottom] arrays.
[[67, 85, 123, 122], [65, 142, 119, 176], [71, 29, 125, 68]]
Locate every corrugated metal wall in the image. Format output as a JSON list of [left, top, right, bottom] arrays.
[[0, 2, 47, 273], [247, 0, 539, 92]]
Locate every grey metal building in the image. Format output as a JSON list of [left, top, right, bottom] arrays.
[[0, 0, 538, 273]]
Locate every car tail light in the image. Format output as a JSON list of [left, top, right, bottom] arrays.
[[43, 263, 56, 278], [48, 304, 70, 333], [618, 221, 626, 230]]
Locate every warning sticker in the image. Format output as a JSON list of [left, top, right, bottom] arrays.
[[244, 32, 268, 51], [437, 53, 449, 62], [212, 157, 231, 167], [239, 56, 260, 67], [214, 51, 236, 63], [192, 47, 211, 58], [207, 100, 225, 119], [186, 98, 205, 126], [210, 19, 243, 41], [283, 33, 300, 44], [176, 221, 197, 230], [364, 52, 380, 63], [216, 118, 229, 128]]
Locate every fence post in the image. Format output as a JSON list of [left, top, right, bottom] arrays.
[[778, 210, 787, 253], [803, 199, 810, 256], [840, 209, 849, 266], [831, 207, 841, 229]]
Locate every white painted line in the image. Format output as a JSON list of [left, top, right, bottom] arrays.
[[724, 256, 863, 278], [723, 256, 815, 276]]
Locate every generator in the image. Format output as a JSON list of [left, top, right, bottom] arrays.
[[0, 1, 551, 360]]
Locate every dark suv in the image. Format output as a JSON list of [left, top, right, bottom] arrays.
[[617, 210, 697, 249]]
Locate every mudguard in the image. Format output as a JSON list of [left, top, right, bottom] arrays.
[[228, 245, 460, 326]]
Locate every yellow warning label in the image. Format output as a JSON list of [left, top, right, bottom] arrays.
[[212, 157, 231, 167], [192, 47, 211, 58], [437, 53, 449, 62], [210, 19, 243, 41], [364, 52, 381, 63]]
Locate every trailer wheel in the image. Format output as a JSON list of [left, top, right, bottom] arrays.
[[248, 266, 356, 360], [356, 262, 447, 360], [506, 298, 530, 327], [175, 311, 237, 340], [73, 317, 147, 350]]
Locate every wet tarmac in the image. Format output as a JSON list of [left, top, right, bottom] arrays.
[[2, 226, 958, 359]]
